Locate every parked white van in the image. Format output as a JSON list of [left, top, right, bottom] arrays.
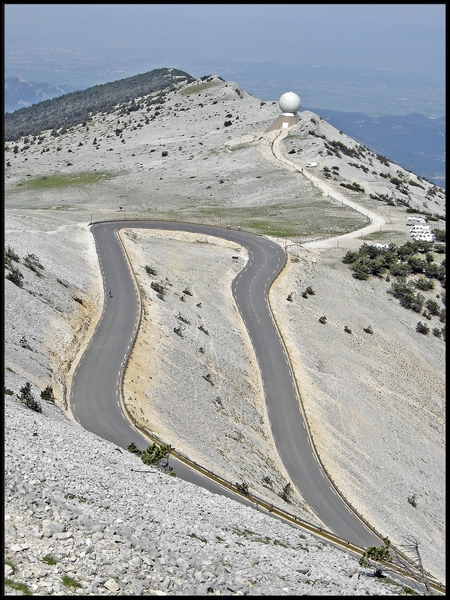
[[305, 162, 317, 167], [407, 216, 427, 226], [410, 225, 432, 236], [411, 232, 435, 242]]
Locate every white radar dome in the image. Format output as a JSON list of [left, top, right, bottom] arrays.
[[279, 91, 301, 114]]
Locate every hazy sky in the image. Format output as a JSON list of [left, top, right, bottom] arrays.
[[6, 4, 445, 71], [4, 4, 445, 114]]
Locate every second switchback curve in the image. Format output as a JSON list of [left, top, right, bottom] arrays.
[[70, 220, 381, 550]]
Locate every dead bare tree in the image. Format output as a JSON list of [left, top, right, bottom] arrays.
[[391, 535, 431, 594]]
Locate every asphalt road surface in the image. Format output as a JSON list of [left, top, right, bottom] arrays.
[[70, 220, 381, 549]]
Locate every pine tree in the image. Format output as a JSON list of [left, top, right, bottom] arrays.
[[19, 382, 42, 413]]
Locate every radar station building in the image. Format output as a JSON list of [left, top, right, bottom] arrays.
[[266, 91, 301, 132]]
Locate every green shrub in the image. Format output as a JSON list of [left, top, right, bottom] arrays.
[[318, 316, 327, 324], [236, 481, 249, 496], [6, 267, 24, 287], [342, 250, 359, 264], [127, 442, 142, 456], [415, 276, 434, 291], [377, 154, 390, 166], [433, 229, 446, 243], [359, 543, 391, 568], [20, 335, 31, 349], [416, 322, 430, 335], [389, 262, 410, 277], [366, 258, 388, 276], [425, 299, 440, 315], [202, 373, 214, 385], [278, 482, 293, 503], [140, 443, 172, 466], [177, 313, 190, 324], [19, 382, 42, 413], [40, 385, 55, 403], [5, 245, 20, 262], [340, 182, 365, 193], [150, 281, 165, 299], [351, 261, 371, 280], [389, 283, 425, 312], [407, 256, 427, 274], [407, 494, 417, 508]]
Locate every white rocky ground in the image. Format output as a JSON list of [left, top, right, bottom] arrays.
[[4, 74, 446, 592], [6, 393, 418, 596]]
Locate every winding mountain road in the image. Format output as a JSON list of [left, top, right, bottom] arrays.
[[70, 219, 381, 549]]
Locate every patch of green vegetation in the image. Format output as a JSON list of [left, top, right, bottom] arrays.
[[190, 532, 207, 543], [193, 198, 367, 241], [62, 575, 82, 589], [231, 527, 292, 548], [5, 559, 16, 573], [273, 539, 289, 548], [360, 231, 407, 243], [43, 554, 57, 565], [401, 585, 419, 595], [232, 527, 251, 538], [5, 580, 32, 594], [180, 82, 218, 95], [17, 171, 117, 191]]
